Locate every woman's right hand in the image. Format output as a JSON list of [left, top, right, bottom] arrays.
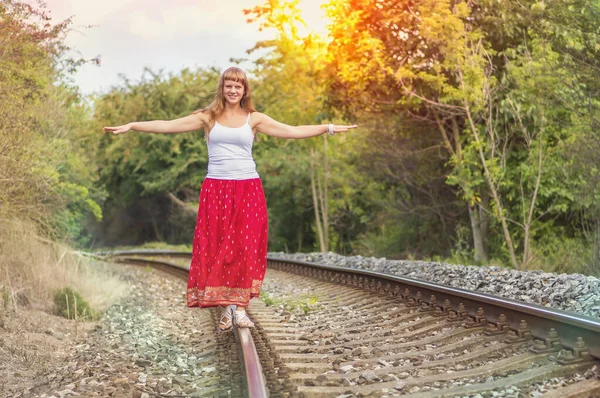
[[103, 123, 132, 135]]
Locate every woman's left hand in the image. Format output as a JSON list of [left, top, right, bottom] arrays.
[[330, 124, 358, 135]]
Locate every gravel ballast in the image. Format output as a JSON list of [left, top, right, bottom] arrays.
[[34, 263, 239, 398], [269, 252, 600, 319]]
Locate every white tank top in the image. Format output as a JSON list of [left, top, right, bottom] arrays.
[[205, 113, 260, 180]]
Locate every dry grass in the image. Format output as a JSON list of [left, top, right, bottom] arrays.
[[0, 218, 131, 395], [0, 217, 128, 316]]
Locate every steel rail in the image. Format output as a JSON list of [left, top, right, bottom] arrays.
[[233, 323, 267, 398], [97, 249, 600, 361], [267, 256, 600, 361], [98, 252, 269, 398]]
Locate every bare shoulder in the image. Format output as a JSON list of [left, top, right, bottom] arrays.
[[249, 111, 266, 121], [249, 112, 270, 128]]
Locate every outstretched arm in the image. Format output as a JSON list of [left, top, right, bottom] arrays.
[[252, 112, 357, 139], [104, 112, 208, 135]]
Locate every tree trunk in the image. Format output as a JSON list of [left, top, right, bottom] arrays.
[[296, 224, 303, 253], [468, 203, 488, 262], [316, 166, 329, 252], [167, 192, 198, 215], [464, 103, 519, 269], [322, 134, 329, 251], [522, 123, 544, 269], [480, 192, 490, 255], [150, 214, 163, 242], [310, 149, 326, 252]]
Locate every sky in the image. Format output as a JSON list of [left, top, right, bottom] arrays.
[[40, 0, 330, 96]]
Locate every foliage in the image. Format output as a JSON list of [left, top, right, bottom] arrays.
[[94, 68, 217, 201], [53, 286, 99, 320], [90, 68, 220, 246], [13, 0, 596, 274], [259, 291, 321, 315], [322, 0, 600, 270], [246, 0, 376, 253], [0, 0, 103, 246]]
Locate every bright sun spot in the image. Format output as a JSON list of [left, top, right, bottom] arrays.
[[295, 0, 331, 38]]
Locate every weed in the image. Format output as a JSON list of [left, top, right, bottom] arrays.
[[1, 219, 128, 316], [260, 291, 277, 307], [260, 291, 322, 314], [53, 287, 99, 321], [298, 296, 320, 315]]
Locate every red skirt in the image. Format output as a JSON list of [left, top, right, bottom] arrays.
[[187, 178, 268, 308]]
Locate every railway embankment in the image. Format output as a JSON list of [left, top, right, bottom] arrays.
[[272, 252, 600, 319]]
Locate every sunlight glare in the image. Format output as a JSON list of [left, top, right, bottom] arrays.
[[295, 0, 331, 38]]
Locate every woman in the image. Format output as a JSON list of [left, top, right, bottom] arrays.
[[104, 67, 357, 331]]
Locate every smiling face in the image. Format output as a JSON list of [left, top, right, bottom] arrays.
[[212, 67, 255, 115], [223, 79, 245, 106]]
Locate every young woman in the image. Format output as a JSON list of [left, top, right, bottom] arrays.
[[104, 67, 357, 331]]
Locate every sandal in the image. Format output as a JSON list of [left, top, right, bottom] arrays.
[[233, 309, 255, 328], [218, 305, 233, 332]]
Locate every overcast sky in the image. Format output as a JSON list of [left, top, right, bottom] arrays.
[[40, 0, 329, 96]]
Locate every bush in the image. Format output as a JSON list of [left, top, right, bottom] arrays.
[[53, 287, 99, 321]]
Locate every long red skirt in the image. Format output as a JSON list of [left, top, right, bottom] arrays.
[[187, 178, 268, 308]]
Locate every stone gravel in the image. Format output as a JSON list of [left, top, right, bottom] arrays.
[[28, 264, 240, 398], [269, 252, 600, 319]]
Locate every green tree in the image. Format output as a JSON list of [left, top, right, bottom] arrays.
[[323, 0, 600, 270], [0, 0, 102, 245], [91, 68, 220, 246], [246, 0, 372, 253]]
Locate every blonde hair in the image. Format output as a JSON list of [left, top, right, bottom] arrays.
[[194, 67, 256, 135]]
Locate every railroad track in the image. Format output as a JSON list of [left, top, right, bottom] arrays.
[[99, 250, 600, 397], [98, 251, 267, 398]]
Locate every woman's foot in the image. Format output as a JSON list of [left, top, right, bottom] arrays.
[[233, 308, 255, 328], [218, 305, 233, 332]]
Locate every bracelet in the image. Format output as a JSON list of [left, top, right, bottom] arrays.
[[327, 123, 335, 135]]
